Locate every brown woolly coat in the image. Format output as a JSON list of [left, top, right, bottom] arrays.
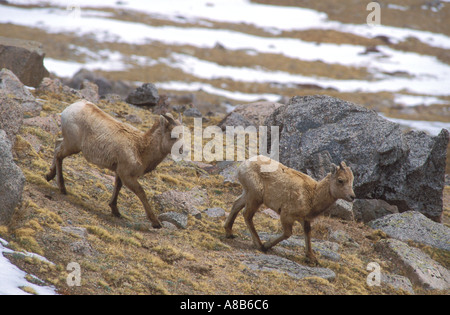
[[239, 157, 337, 222], [61, 100, 168, 176]]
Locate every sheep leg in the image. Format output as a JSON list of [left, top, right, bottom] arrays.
[[46, 159, 57, 182], [121, 176, 162, 229], [303, 220, 318, 265], [262, 214, 293, 252], [224, 191, 247, 238], [243, 200, 263, 250], [109, 174, 123, 218], [47, 139, 78, 195], [55, 156, 67, 195], [46, 138, 63, 182]]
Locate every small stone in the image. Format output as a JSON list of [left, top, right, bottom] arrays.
[[381, 273, 414, 294], [204, 207, 226, 218], [125, 114, 143, 125], [353, 199, 398, 223], [161, 221, 178, 230], [70, 240, 95, 256], [126, 83, 159, 106], [61, 226, 88, 239], [154, 187, 208, 216], [324, 199, 354, 221], [241, 253, 336, 281], [158, 212, 188, 229], [183, 107, 202, 117]]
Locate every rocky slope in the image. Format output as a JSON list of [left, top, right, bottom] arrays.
[[0, 66, 449, 295]]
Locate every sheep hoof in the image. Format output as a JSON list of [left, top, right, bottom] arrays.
[[225, 233, 236, 239], [305, 256, 319, 266], [152, 222, 162, 229], [110, 206, 122, 218], [111, 211, 122, 218]]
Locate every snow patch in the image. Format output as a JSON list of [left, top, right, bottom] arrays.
[[380, 115, 450, 136], [0, 237, 57, 295], [155, 81, 280, 102], [6, 0, 450, 49]]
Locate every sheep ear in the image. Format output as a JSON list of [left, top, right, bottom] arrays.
[[340, 161, 347, 169], [162, 113, 176, 125], [330, 163, 338, 174], [160, 115, 168, 127]]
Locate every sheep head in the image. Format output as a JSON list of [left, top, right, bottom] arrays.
[[329, 161, 356, 202], [159, 113, 183, 154]]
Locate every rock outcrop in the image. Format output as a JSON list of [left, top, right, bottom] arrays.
[[126, 83, 159, 106], [375, 239, 450, 290], [218, 101, 283, 130], [0, 68, 42, 118], [240, 253, 336, 281], [266, 95, 449, 222], [369, 211, 450, 251], [0, 94, 23, 146], [353, 199, 398, 223], [65, 69, 133, 99], [0, 36, 49, 87], [0, 130, 25, 225]]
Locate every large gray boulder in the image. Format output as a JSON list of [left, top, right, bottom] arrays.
[[266, 95, 449, 222], [240, 253, 336, 281], [0, 130, 25, 225], [353, 199, 398, 223], [0, 36, 49, 87], [126, 83, 159, 106], [0, 68, 41, 117], [0, 94, 23, 146], [369, 211, 450, 251], [255, 232, 341, 262], [375, 239, 450, 290], [65, 69, 133, 98], [218, 101, 283, 130]]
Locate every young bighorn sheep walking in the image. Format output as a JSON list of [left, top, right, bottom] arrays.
[[224, 156, 355, 264], [45, 100, 182, 228]]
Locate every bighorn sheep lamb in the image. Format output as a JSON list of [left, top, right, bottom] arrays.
[[45, 100, 182, 228], [224, 156, 355, 264]]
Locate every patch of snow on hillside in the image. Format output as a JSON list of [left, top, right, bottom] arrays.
[[0, 237, 57, 295], [380, 115, 450, 136], [6, 0, 450, 49], [1, 5, 449, 96]]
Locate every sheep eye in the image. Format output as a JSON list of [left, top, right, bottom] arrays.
[[338, 179, 344, 184]]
